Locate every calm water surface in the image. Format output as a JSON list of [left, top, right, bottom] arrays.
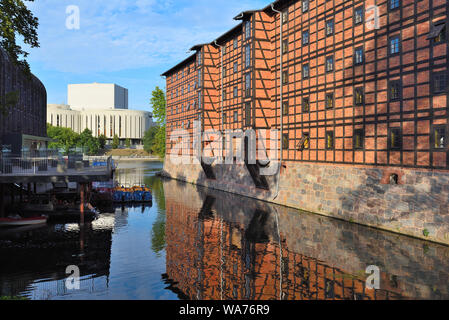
[[0, 161, 448, 300]]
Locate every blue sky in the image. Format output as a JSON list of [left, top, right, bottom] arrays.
[[24, 0, 269, 113]]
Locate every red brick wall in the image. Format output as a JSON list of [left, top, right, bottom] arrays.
[[164, 0, 449, 170]]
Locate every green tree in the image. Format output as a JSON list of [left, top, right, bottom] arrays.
[[47, 124, 79, 154], [125, 138, 131, 148], [112, 134, 120, 149], [98, 134, 107, 149], [76, 129, 101, 155], [148, 87, 166, 157], [152, 125, 166, 157], [150, 86, 166, 125], [143, 126, 158, 154], [0, 0, 40, 75]]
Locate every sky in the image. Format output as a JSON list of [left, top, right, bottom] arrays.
[[24, 0, 269, 113]]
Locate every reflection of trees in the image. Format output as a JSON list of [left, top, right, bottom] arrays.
[[145, 175, 166, 256]]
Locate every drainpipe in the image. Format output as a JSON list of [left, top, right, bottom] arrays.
[[214, 41, 225, 161], [271, 3, 283, 200]]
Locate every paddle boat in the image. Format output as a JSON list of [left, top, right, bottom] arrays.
[[113, 185, 152, 203]]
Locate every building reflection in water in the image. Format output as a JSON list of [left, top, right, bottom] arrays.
[[163, 179, 449, 300], [0, 215, 115, 300]]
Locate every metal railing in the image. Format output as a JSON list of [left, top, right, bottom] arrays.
[[0, 155, 113, 175]]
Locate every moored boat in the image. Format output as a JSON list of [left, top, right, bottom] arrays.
[[0, 215, 48, 227]]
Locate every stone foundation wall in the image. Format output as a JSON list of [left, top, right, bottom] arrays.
[[162, 158, 449, 245]]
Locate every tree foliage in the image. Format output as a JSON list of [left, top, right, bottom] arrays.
[[47, 124, 104, 155], [145, 87, 166, 157], [0, 0, 40, 75], [150, 86, 166, 125], [112, 134, 120, 149]]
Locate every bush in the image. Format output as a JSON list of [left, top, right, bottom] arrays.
[[112, 134, 120, 149]]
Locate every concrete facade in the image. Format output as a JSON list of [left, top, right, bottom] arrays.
[[68, 83, 128, 110], [48, 84, 155, 145]]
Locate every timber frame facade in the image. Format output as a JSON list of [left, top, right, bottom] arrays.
[[162, 0, 449, 170]]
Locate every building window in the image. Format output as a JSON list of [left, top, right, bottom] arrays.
[[389, 36, 401, 55], [233, 86, 238, 98], [302, 30, 309, 45], [234, 62, 238, 73], [354, 129, 364, 149], [245, 20, 251, 39], [198, 92, 202, 109], [326, 131, 334, 149], [245, 44, 251, 68], [223, 66, 226, 78], [354, 87, 364, 105], [389, 0, 400, 10], [427, 21, 446, 44], [389, 128, 402, 150], [433, 71, 447, 94], [354, 6, 363, 25], [300, 133, 310, 150], [234, 38, 238, 49], [282, 70, 288, 84], [223, 113, 227, 124], [245, 102, 251, 126], [326, 56, 334, 72], [233, 111, 238, 123], [197, 51, 202, 66], [302, 0, 309, 12], [354, 47, 364, 65], [282, 101, 289, 116], [223, 45, 227, 55], [198, 69, 202, 87], [326, 20, 334, 36], [282, 39, 288, 54], [325, 93, 334, 109], [302, 64, 310, 78], [245, 73, 251, 97], [282, 11, 288, 24], [389, 80, 401, 101], [432, 125, 446, 149], [302, 97, 310, 112], [283, 133, 289, 149], [223, 89, 226, 101]]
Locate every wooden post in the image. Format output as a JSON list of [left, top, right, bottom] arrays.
[[27, 183, 31, 201], [10, 184, 14, 205], [0, 184, 4, 218], [19, 183, 23, 202], [80, 183, 85, 225]]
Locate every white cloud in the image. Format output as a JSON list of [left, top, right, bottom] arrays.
[[26, 0, 267, 74]]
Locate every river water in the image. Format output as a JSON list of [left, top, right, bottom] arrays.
[[0, 161, 448, 300]]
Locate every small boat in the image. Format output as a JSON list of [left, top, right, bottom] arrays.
[[0, 215, 48, 227]]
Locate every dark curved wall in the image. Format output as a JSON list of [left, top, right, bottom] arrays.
[[0, 48, 47, 145]]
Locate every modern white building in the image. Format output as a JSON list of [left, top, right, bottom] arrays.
[[68, 83, 128, 110], [47, 83, 154, 146]]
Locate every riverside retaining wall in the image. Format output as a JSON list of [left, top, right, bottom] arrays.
[[163, 158, 449, 245]]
